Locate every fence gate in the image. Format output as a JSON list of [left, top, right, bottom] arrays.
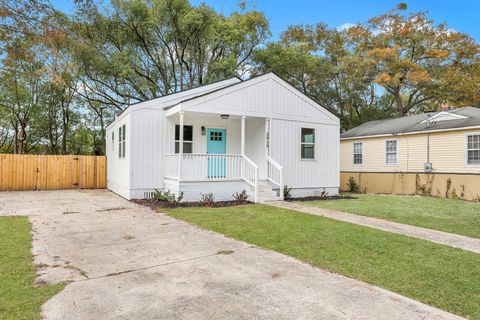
[[0, 154, 106, 191]]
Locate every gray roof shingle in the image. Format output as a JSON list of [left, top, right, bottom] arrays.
[[341, 107, 480, 139]]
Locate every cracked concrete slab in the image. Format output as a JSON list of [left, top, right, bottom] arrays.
[[0, 190, 464, 320]]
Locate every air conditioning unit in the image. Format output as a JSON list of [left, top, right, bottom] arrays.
[[424, 162, 433, 173]]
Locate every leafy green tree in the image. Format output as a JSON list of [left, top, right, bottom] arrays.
[[70, 0, 270, 109], [347, 4, 480, 115], [254, 24, 388, 130]]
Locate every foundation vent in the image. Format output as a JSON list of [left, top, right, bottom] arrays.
[[144, 191, 155, 199]]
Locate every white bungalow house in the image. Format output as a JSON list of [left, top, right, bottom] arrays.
[[105, 72, 340, 202]]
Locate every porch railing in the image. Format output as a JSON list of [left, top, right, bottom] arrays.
[[242, 155, 258, 203], [164, 154, 179, 179], [266, 155, 283, 200], [164, 154, 258, 202]]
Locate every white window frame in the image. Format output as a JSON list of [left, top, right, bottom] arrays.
[[118, 124, 126, 159], [465, 133, 480, 166], [353, 142, 363, 165], [301, 128, 315, 160], [175, 124, 193, 154], [385, 139, 398, 165]]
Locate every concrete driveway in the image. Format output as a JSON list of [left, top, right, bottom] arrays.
[[0, 190, 463, 320]]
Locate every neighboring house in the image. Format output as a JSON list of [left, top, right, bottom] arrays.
[[106, 72, 340, 202], [340, 107, 480, 200]]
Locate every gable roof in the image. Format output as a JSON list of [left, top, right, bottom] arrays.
[[341, 107, 480, 139], [163, 72, 339, 122], [112, 76, 242, 118]]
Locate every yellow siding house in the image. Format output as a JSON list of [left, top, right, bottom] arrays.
[[340, 107, 480, 201]]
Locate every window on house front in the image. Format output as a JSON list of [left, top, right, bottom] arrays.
[[385, 140, 398, 165], [118, 125, 126, 158], [301, 128, 315, 159], [353, 142, 363, 164], [467, 134, 480, 165], [175, 125, 193, 153]]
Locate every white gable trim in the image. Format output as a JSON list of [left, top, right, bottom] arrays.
[[420, 111, 469, 124], [180, 73, 338, 123], [266, 73, 339, 122]]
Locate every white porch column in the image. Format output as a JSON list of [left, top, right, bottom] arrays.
[[241, 116, 246, 156], [178, 111, 184, 180]]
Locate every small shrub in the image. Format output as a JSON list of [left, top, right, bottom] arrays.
[[153, 189, 183, 204], [233, 190, 249, 204], [283, 185, 292, 199], [200, 192, 215, 207], [347, 176, 359, 193]]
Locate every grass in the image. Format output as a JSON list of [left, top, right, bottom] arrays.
[[0, 217, 65, 320], [303, 194, 480, 238], [166, 204, 480, 319]]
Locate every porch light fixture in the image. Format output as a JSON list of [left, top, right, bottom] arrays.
[[220, 114, 230, 120], [201, 126, 206, 135]]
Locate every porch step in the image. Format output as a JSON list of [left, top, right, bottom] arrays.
[[254, 180, 282, 202]]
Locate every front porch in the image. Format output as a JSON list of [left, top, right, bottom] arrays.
[[163, 110, 283, 202]]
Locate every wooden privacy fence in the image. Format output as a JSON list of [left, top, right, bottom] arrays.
[[0, 154, 106, 191]]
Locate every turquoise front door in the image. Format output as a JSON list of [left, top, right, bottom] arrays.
[[207, 128, 227, 178]]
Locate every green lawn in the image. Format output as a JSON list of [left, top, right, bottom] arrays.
[[0, 217, 64, 320], [166, 204, 480, 319], [305, 194, 480, 238]]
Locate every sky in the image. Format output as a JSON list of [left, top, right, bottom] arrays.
[[51, 0, 480, 41]]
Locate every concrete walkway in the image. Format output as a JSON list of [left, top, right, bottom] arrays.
[[0, 190, 465, 320], [269, 201, 480, 254]]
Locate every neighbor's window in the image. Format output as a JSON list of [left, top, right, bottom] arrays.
[[467, 134, 480, 165], [118, 124, 126, 158], [175, 125, 193, 153], [301, 128, 315, 159], [353, 142, 363, 165], [385, 140, 398, 165]]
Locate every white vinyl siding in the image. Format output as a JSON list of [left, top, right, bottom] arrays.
[[271, 119, 339, 190], [466, 134, 480, 165], [385, 140, 398, 165], [353, 142, 363, 165], [301, 128, 315, 159], [119, 124, 126, 158]]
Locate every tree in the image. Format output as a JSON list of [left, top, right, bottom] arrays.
[[69, 0, 269, 109], [347, 4, 480, 115], [253, 24, 389, 130], [254, 5, 480, 130]]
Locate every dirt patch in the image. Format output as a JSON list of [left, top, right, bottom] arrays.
[[62, 211, 80, 215], [96, 207, 127, 212], [217, 250, 235, 255]]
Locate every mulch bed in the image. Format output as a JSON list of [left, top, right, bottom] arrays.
[[133, 195, 356, 209], [132, 199, 253, 209]]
